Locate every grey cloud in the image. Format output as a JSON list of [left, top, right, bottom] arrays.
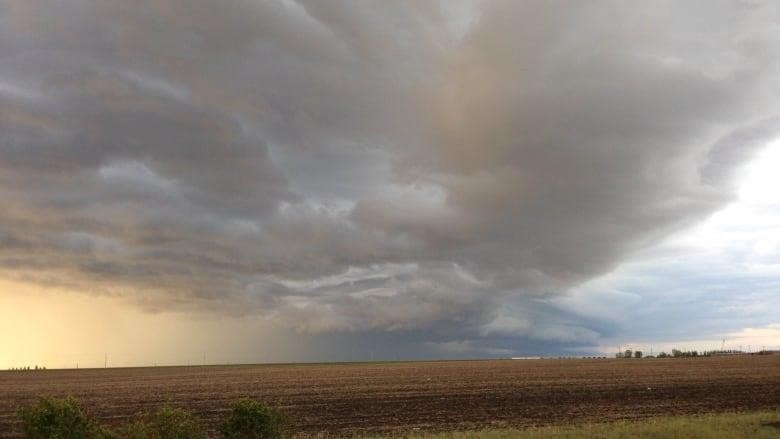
[[1, 0, 779, 354], [269, 263, 498, 334], [399, 1, 780, 287]]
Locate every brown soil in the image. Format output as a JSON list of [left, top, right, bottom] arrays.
[[1, 355, 778, 437]]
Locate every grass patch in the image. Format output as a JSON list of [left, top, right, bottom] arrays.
[[378, 411, 780, 438]]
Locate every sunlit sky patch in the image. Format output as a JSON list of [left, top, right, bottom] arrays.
[[572, 139, 780, 354]]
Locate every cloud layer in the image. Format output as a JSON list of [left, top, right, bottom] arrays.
[[1, 0, 779, 353]]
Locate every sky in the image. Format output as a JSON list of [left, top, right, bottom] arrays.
[[1, 0, 779, 369]]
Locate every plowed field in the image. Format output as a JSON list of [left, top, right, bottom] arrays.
[[1, 355, 779, 437]]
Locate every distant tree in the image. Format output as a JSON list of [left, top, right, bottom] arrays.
[[657, 352, 669, 358], [615, 352, 624, 358], [634, 351, 643, 358], [672, 349, 683, 358]]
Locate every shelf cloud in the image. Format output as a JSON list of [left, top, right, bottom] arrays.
[[1, 0, 779, 354]]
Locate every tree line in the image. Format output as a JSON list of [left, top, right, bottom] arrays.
[[615, 348, 759, 359], [7, 366, 46, 371]]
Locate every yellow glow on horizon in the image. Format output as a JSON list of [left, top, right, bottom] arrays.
[[0, 281, 99, 369], [0, 280, 161, 369], [0, 279, 282, 369]]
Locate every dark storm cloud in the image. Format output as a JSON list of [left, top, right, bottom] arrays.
[[1, 0, 779, 352]]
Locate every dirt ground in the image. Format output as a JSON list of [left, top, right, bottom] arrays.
[[1, 355, 779, 437]]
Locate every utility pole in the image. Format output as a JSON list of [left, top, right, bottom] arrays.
[[104, 352, 107, 369]]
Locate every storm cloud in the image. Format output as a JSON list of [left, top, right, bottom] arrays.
[[1, 0, 779, 353]]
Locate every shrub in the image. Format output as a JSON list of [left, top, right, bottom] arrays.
[[17, 396, 109, 439], [18, 397, 286, 439], [220, 399, 285, 439], [119, 406, 205, 439]]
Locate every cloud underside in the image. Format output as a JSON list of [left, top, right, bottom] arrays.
[[1, 0, 779, 350]]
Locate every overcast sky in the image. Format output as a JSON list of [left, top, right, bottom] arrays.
[[1, 0, 779, 368]]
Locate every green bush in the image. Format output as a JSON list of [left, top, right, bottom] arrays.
[[17, 396, 110, 439], [220, 399, 285, 439], [18, 397, 285, 439], [118, 406, 205, 439]]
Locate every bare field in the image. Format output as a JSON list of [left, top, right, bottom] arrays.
[[1, 356, 779, 437]]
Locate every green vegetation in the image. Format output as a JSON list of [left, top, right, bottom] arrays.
[[399, 411, 780, 438], [17, 396, 108, 439], [17, 397, 284, 439], [119, 406, 205, 439], [220, 399, 286, 439]]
